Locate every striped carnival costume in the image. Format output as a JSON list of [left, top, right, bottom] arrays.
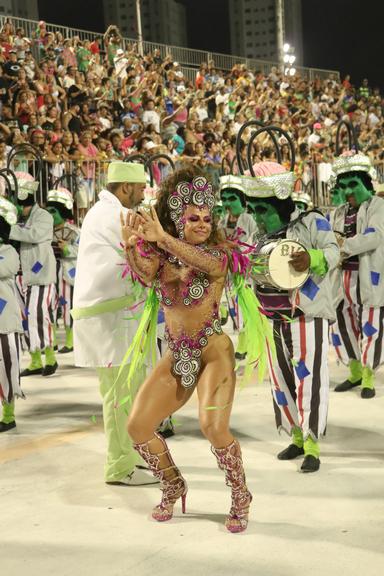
[[240, 132, 339, 472], [329, 152, 384, 399], [9, 173, 58, 377], [46, 188, 79, 354], [0, 197, 24, 432]]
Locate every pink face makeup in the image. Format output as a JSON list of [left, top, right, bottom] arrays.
[[187, 215, 212, 224]]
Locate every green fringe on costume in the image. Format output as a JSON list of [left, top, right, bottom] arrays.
[[116, 287, 159, 408], [232, 273, 275, 385], [117, 272, 274, 405]]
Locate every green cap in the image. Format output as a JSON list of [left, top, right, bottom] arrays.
[[107, 161, 146, 184]]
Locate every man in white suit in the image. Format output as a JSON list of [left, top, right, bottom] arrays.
[[72, 161, 158, 486]]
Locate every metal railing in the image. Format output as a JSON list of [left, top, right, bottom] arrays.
[[8, 156, 382, 227], [0, 15, 340, 80]]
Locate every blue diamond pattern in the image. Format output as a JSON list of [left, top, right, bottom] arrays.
[[31, 261, 43, 274], [316, 218, 331, 231], [300, 277, 319, 301], [68, 267, 76, 279], [371, 271, 380, 286], [0, 298, 7, 314], [363, 322, 377, 338], [295, 360, 311, 380], [275, 390, 288, 406], [59, 296, 68, 306], [331, 333, 342, 347], [22, 319, 28, 331], [364, 227, 376, 235]]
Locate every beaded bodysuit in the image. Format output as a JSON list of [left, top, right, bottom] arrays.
[[126, 235, 228, 389]]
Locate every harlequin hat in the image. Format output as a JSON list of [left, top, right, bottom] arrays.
[[235, 121, 296, 200], [0, 196, 18, 225], [47, 187, 73, 211], [241, 161, 295, 200], [219, 174, 246, 194], [330, 150, 377, 184], [291, 191, 313, 208], [11, 171, 39, 201]]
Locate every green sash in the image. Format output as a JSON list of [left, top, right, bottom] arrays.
[[71, 295, 137, 320]]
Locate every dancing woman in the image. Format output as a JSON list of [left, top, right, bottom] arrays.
[[121, 166, 266, 533]]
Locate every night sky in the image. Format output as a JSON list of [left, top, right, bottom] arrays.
[[38, 0, 383, 89]]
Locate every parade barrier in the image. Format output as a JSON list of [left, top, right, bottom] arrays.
[[8, 155, 383, 225]]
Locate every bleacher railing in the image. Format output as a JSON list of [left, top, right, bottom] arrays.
[[0, 15, 339, 81], [8, 156, 382, 225]]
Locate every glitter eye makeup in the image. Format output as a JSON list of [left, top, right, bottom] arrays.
[[187, 215, 212, 224]]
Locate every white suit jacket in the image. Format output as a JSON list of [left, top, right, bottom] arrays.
[[73, 190, 145, 367]]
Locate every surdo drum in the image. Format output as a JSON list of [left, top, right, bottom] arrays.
[[252, 239, 310, 290]]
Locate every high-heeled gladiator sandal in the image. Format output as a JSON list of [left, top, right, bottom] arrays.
[[134, 432, 187, 522], [211, 439, 252, 533]]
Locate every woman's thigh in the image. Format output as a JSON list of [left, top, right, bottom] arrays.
[[129, 353, 194, 434], [197, 335, 236, 430]]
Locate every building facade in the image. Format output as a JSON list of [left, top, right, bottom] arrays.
[[228, 0, 303, 64], [103, 0, 187, 46], [0, 0, 39, 19]]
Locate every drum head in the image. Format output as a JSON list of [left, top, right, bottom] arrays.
[[268, 240, 309, 290]]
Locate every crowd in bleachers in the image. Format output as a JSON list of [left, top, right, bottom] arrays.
[[0, 18, 383, 212]]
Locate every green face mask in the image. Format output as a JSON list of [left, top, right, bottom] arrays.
[[338, 174, 372, 207], [47, 206, 65, 227], [331, 185, 345, 207], [221, 190, 244, 217], [246, 200, 259, 224], [247, 200, 282, 233], [295, 201, 307, 212], [213, 205, 226, 220]]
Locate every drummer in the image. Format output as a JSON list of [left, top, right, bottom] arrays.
[[243, 160, 339, 473], [291, 191, 313, 214], [329, 152, 384, 399], [46, 188, 80, 354], [219, 174, 258, 243]]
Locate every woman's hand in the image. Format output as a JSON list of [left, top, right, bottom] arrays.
[[120, 210, 145, 247], [135, 205, 165, 243]]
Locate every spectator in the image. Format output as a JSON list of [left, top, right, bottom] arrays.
[[62, 39, 77, 68], [113, 48, 128, 82], [0, 18, 382, 218], [77, 129, 99, 216], [358, 78, 370, 99], [104, 25, 122, 66], [14, 28, 30, 61], [63, 103, 82, 134], [3, 49, 21, 79], [89, 38, 100, 56], [76, 40, 91, 73], [307, 122, 323, 149], [97, 104, 113, 131], [142, 98, 160, 133]]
